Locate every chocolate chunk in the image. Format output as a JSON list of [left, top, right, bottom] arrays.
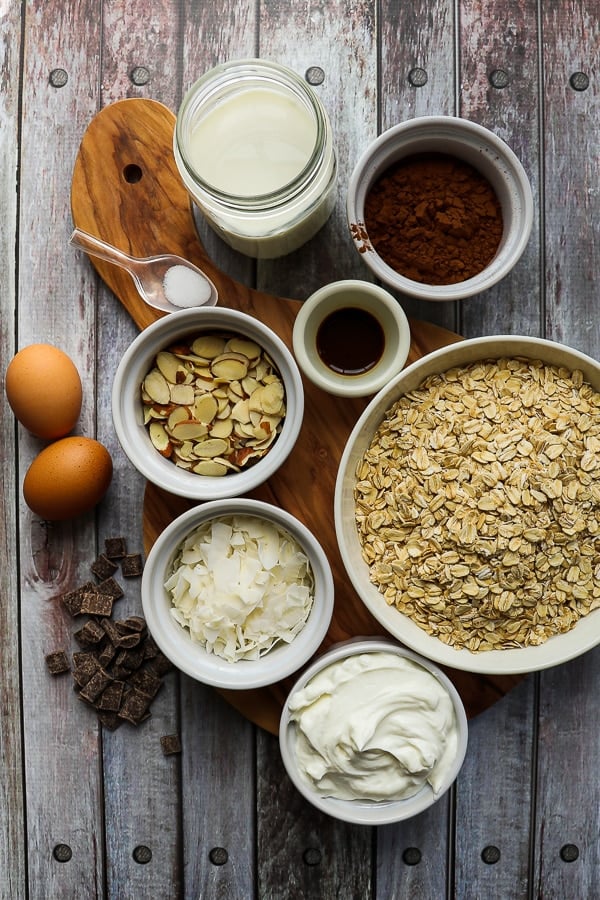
[[120, 553, 143, 577], [98, 641, 117, 668], [116, 616, 146, 634], [79, 667, 112, 703], [118, 688, 152, 725], [74, 620, 106, 647], [147, 651, 173, 676], [80, 591, 114, 618], [96, 710, 123, 731], [91, 554, 119, 580], [142, 635, 160, 659], [96, 577, 124, 600], [72, 651, 102, 677], [97, 680, 125, 712], [101, 617, 142, 649], [45, 650, 70, 675], [160, 734, 182, 756], [112, 646, 146, 676], [129, 668, 162, 699], [104, 536, 128, 559], [60, 581, 95, 616]]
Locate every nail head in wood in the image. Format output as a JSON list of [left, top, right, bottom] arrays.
[[130, 66, 150, 86], [560, 843, 579, 862], [132, 845, 152, 864], [402, 847, 422, 865], [569, 72, 589, 91], [489, 69, 510, 89], [302, 847, 322, 866], [209, 847, 228, 866], [481, 845, 501, 864], [53, 844, 72, 862], [49, 68, 68, 88], [408, 67, 428, 87], [305, 67, 325, 86]]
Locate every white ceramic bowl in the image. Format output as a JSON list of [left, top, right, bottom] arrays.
[[335, 335, 600, 675], [142, 498, 335, 689], [292, 280, 411, 398], [112, 307, 304, 500], [279, 638, 468, 825], [347, 116, 534, 301]]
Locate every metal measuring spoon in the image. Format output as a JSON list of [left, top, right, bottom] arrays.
[[69, 228, 218, 313]]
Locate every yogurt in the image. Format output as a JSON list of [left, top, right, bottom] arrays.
[[287, 651, 459, 802]]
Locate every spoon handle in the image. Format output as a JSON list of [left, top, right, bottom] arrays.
[[69, 227, 137, 270]]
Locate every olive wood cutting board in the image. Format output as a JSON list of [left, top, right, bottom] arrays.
[[71, 98, 522, 735]]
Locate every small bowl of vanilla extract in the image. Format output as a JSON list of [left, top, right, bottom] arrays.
[[292, 280, 411, 398]]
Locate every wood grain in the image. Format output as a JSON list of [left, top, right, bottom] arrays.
[[0, 2, 27, 897]]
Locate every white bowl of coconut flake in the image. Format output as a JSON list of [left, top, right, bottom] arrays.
[[142, 498, 334, 689]]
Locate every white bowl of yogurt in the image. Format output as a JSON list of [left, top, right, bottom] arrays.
[[279, 638, 468, 825]]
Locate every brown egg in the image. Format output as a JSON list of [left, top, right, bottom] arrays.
[[5, 343, 83, 439], [23, 436, 113, 521]]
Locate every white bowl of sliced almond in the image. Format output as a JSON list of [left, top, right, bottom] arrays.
[[112, 307, 304, 500], [142, 498, 334, 688]]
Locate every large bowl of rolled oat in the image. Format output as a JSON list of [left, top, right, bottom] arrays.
[[334, 335, 600, 674]]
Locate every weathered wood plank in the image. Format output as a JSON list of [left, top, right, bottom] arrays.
[[93, 3, 184, 897], [0, 2, 27, 897], [376, 3, 456, 895], [458, 0, 542, 340], [455, 677, 536, 899], [379, 0, 458, 332], [534, 4, 600, 897], [18, 1, 105, 896], [257, 0, 377, 298], [256, 730, 372, 900], [452, 4, 541, 896], [176, 4, 259, 898]]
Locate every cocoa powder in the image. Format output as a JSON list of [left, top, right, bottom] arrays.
[[364, 152, 503, 285]]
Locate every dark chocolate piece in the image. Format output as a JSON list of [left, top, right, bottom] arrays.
[[120, 553, 143, 577], [97, 680, 125, 712], [160, 734, 182, 756], [73, 619, 106, 647], [129, 668, 162, 699], [96, 710, 123, 731], [45, 650, 70, 675], [79, 667, 112, 703], [80, 591, 114, 618], [118, 688, 152, 724], [96, 577, 124, 600], [104, 536, 128, 559], [91, 554, 119, 580]]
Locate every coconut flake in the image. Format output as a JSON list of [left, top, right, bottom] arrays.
[[165, 515, 315, 662]]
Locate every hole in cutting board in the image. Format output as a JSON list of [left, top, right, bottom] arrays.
[[123, 163, 143, 183]]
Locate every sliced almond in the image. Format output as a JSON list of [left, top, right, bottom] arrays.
[[210, 418, 234, 439], [224, 337, 261, 360], [192, 438, 230, 458], [191, 335, 226, 358], [211, 353, 249, 381], [194, 393, 219, 424], [231, 398, 251, 424], [170, 383, 195, 406], [156, 351, 188, 384], [166, 406, 191, 432], [171, 420, 210, 441], [192, 459, 228, 477], [143, 369, 171, 406], [149, 422, 173, 458]]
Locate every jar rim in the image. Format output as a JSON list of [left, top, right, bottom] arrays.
[[175, 59, 328, 210]]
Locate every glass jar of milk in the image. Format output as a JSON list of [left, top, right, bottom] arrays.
[[174, 59, 337, 259]]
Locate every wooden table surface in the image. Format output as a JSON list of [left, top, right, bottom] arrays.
[[2, 2, 599, 898]]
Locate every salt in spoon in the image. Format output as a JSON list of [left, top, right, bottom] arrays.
[[69, 228, 218, 313]]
